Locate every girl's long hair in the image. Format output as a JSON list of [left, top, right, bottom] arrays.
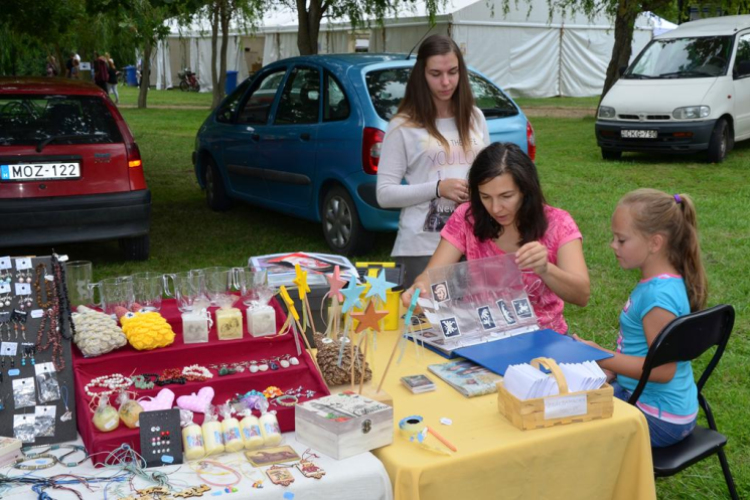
[[467, 142, 547, 244], [396, 34, 475, 151], [619, 189, 708, 311]]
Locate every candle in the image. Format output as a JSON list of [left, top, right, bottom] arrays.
[[240, 414, 264, 449], [216, 307, 243, 340], [201, 420, 225, 455], [259, 411, 282, 446], [247, 305, 276, 337], [222, 416, 244, 453], [181, 311, 210, 343], [182, 423, 206, 460]]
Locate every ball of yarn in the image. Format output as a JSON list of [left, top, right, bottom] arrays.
[[120, 311, 175, 350], [72, 306, 128, 357]]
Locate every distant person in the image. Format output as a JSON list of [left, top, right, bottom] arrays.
[[46, 56, 59, 77], [93, 52, 109, 92], [107, 59, 120, 104], [65, 53, 75, 78], [376, 34, 490, 287]]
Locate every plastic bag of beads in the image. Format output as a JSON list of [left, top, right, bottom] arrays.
[[13, 377, 36, 409], [34, 406, 56, 438], [35, 362, 61, 403], [13, 414, 36, 443], [116, 391, 143, 429]]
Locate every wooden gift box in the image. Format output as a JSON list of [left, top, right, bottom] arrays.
[[497, 357, 614, 430], [295, 392, 393, 460]]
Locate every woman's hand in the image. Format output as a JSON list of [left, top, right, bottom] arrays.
[[515, 241, 549, 275], [439, 178, 469, 203], [571, 333, 601, 349], [402, 274, 430, 308]]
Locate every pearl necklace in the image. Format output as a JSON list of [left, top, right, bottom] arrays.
[[182, 364, 213, 380], [84, 374, 132, 398]]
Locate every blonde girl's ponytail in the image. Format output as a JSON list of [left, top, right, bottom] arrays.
[[619, 189, 708, 312]]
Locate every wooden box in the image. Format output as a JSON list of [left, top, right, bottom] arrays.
[[295, 392, 393, 460], [497, 357, 614, 431]]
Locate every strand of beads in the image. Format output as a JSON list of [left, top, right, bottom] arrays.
[[84, 374, 133, 399], [182, 365, 213, 381]]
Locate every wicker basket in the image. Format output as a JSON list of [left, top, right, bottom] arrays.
[[497, 357, 614, 430]]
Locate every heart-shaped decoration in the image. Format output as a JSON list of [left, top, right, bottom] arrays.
[[176, 387, 215, 414], [138, 388, 175, 412]]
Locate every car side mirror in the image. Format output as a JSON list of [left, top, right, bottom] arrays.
[[618, 65, 627, 77]]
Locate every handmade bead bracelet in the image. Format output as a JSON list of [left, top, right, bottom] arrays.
[[133, 374, 156, 390], [274, 395, 298, 407], [23, 444, 89, 467], [84, 374, 133, 398], [13, 453, 57, 470], [182, 364, 213, 381]]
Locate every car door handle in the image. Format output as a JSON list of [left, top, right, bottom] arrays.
[[300, 133, 311, 141], [251, 133, 260, 141]]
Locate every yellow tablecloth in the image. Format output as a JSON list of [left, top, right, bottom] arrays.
[[368, 331, 657, 500]]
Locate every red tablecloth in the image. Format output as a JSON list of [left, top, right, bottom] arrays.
[[72, 298, 329, 458]]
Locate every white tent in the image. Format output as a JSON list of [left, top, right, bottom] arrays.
[[151, 1, 677, 97]]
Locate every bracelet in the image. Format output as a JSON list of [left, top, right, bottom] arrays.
[[183, 364, 213, 381], [275, 394, 298, 407], [84, 374, 132, 398], [435, 180, 441, 198], [13, 453, 58, 470], [58, 445, 90, 467], [133, 374, 155, 390]]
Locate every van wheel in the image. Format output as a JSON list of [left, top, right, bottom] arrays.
[[601, 149, 622, 160], [119, 234, 150, 261], [707, 118, 729, 163], [205, 157, 232, 211], [322, 186, 373, 256]]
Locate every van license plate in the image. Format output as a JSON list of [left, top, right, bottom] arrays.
[[621, 130, 657, 139], [1, 163, 81, 181]]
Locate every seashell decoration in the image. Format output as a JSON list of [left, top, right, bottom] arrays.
[[72, 306, 128, 357]]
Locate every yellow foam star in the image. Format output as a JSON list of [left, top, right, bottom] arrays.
[[279, 286, 299, 322], [293, 263, 311, 301]]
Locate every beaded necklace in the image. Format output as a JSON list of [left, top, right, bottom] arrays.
[[53, 254, 75, 340], [34, 263, 63, 371]]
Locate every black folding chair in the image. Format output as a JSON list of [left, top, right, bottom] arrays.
[[627, 304, 738, 499]]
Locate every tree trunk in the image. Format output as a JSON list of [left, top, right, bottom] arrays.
[[210, 5, 219, 93], [212, 1, 230, 110], [296, 0, 324, 55], [599, 0, 638, 104], [138, 40, 152, 109]]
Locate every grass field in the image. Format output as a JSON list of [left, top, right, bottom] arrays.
[[12, 85, 749, 498]]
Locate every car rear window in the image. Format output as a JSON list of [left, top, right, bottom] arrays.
[[0, 95, 122, 146], [366, 67, 518, 121]]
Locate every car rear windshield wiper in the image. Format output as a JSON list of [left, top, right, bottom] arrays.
[[482, 108, 518, 117], [658, 70, 714, 79], [36, 134, 105, 152]]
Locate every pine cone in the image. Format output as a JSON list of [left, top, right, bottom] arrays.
[[315, 332, 372, 386]]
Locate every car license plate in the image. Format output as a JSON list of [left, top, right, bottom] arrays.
[[0, 162, 81, 181], [620, 130, 657, 139]]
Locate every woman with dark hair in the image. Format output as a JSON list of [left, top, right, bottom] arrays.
[[403, 142, 590, 334], [376, 34, 490, 287]]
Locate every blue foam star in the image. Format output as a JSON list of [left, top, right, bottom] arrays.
[[365, 269, 397, 302], [340, 278, 366, 313]]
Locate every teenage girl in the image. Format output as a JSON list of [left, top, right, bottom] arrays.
[[575, 188, 707, 447], [376, 34, 490, 287]]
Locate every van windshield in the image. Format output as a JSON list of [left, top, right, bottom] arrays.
[[625, 36, 733, 79]]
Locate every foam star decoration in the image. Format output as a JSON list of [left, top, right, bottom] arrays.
[[279, 286, 299, 322], [350, 300, 389, 334], [326, 265, 346, 303], [340, 278, 366, 313], [365, 269, 397, 302], [293, 264, 311, 301]]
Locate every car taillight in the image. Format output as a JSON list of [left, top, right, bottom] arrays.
[[362, 127, 385, 175], [526, 121, 536, 161], [126, 140, 147, 190]]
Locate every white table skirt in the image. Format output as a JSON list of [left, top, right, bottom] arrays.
[[0, 432, 393, 500]]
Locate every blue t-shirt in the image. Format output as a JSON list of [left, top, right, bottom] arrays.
[[616, 275, 698, 423]]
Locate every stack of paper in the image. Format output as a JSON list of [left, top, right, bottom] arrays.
[[503, 361, 607, 401], [504, 364, 560, 400], [558, 361, 607, 392]]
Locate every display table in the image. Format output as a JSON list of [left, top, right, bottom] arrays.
[[0, 433, 393, 500], [72, 298, 330, 458], [368, 332, 657, 500]]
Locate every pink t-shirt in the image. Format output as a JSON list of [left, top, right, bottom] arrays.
[[440, 203, 583, 333]]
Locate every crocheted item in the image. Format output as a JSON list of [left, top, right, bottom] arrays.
[[119, 310, 176, 350], [72, 306, 128, 357]]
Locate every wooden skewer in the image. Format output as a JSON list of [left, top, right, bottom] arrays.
[[359, 330, 370, 395], [292, 315, 328, 390], [377, 329, 401, 394]]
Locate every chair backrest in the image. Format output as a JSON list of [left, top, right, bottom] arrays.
[[627, 304, 734, 406]]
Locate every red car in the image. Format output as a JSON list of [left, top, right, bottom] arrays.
[[0, 78, 150, 260]]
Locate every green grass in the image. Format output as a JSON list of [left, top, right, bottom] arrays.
[[117, 84, 213, 108], [11, 93, 749, 498], [513, 96, 599, 108]]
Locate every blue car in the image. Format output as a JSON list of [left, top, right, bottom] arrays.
[[193, 54, 535, 255]]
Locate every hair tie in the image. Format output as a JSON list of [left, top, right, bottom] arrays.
[[673, 194, 682, 204]]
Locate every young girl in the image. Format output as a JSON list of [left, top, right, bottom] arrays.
[[575, 188, 707, 447], [403, 142, 590, 334], [376, 34, 490, 287]]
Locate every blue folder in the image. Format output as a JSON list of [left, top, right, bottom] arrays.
[[455, 329, 613, 376]]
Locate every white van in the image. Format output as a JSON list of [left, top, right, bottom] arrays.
[[596, 15, 750, 162]]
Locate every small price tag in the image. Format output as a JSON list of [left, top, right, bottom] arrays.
[[45, 275, 54, 282], [0, 256, 10, 270], [0, 283, 9, 294], [14, 283, 31, 296], [14, 258, 32, 271], [30, 309, 44, 319], [1, 342, 18, 356]]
